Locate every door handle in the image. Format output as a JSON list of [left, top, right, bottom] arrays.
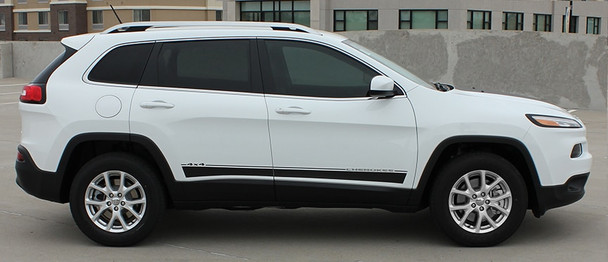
[[140, 101, 175, 109], [275, 106, 311, 115]]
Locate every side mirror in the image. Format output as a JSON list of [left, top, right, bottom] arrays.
[[369, 75, 396, 98]]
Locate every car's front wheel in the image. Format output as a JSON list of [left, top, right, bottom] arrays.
[[430, 153, 528, 246], [69, 153, 165, 246]]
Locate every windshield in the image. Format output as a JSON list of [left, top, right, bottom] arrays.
[[343, 40, 433, 89]]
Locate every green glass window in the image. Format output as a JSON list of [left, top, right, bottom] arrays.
[[468, 10, 491, 30], [503, 12, 523, 31], [239, 0, 310, 27], [533, 14, 552, 32], [586, 17, 600, 35], [399, 10, 448, 29], [334, 10, 378, 32], [562, 15, 578, 33]]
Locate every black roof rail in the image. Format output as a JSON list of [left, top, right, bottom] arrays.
[[271, 26, 308, 33], [109, 25, 152, 33]]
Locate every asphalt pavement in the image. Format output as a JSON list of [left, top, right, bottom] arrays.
[[0, 78, 606, 261]]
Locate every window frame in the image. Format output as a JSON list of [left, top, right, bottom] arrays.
[[133, 9, 151, 22], [38, 11, 49, 30], [239, 0, 310, 26], [502, 12, 523, 31], [17, 12, 28, 30], [334, 10, 378, 32], [58, 10, 69, 31], [92, 10, 103, 30], [399, 9, 448, 30], [562, 15, 578, 33], [467, 10, 491, 30], [586, 17, 601, 35], [0, 13, 5, 32], [533, 14, 552, 32]]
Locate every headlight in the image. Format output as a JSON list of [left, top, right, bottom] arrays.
[[526, 114, 582, 128]]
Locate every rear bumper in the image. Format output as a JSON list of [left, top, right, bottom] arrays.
[[533, 173, 589, 217], [15, 145, 67, 203]]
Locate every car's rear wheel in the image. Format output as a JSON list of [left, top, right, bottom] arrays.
[[69, 153, 165, 246], [430, 153, 528, 246]]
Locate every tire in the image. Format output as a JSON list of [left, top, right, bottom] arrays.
[[430, 153, 528, 247], [69, 153, 165, 246]]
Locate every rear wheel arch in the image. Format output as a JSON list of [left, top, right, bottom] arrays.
[[57, 133, 175, 205], [411, 136, 541, 214]]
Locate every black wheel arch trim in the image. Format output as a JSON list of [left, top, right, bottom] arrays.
[[409, 135, 551, 216], [45, 133, 178, 203]]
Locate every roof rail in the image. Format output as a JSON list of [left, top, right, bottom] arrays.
[[103, 21, 321, 35]]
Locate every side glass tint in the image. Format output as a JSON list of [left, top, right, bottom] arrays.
[[264, 40, 377, 98], [156, 40, 252, 93], [88, 43, 154, 85]]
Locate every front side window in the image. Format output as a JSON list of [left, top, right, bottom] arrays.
[[399, 10, 448, 29], [503, 12, 523, 31], [533, 14, 552, 32], [134, 9, 150, 22], [334, 10, 378, 32], [562, 15, 578, 33], [586, 17, 601, 34], [264, 40, 378, 98], [240, 0, 310, 26], [467, 10, 491, 30], [88, 44, 154, 85], [147, 40, 253, 93]]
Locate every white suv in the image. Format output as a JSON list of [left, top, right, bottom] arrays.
[[15, 22, 591, 247]]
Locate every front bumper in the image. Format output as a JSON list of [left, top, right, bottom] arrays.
[[532, 173, 589, 217], [15, 145, 67, 203]]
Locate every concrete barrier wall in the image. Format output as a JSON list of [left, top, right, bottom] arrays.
[[341, 30, 607, 111], [2, 30, 607, 110]]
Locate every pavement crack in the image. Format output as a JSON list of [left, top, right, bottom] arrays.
[[163, 243, 250, 261]]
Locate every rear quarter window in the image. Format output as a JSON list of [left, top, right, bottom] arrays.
[[88, 43, 154, 85]]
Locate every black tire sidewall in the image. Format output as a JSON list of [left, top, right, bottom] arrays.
[[430, 153, 528, 247], [69, 153, 165, 246]]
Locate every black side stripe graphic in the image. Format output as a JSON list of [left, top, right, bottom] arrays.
[[183, 166, 407, 183], [183, 166, 273, 178]]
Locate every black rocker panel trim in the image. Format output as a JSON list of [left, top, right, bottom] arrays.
[[275, 169, 407, 183]]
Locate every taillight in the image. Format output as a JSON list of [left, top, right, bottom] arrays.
[[20, 84, 45, 104]]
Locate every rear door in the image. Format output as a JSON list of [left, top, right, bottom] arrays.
[[130, 39, 274, 202]]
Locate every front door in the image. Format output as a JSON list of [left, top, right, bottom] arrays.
[[259, 39, 417, 205]]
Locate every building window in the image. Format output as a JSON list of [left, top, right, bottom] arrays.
[[240, 0, 310, 27], [92, 10, 103, 30], [0, 14, 5, 32], [58, 10, 69, 31], [134, 9, 150, 22], [399, 10, 448, 29], [586, 17, 600, 35], [334, 10, 378, 32], [38, 12, 49, 30], [467, 10, 491, 30], [562, 15, 578, 33], [533, 14, 552, 32], [18, 0, 27, 4], [18, 13, 28, 30], [216, 10, 222, 21], [503, 12, 523, 31]]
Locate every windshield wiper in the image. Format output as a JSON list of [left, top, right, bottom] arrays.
[[433, 82, 455, 92]]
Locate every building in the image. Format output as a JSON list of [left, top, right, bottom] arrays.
[[0, 0, 223, 41], [221, 0, 608, 35]]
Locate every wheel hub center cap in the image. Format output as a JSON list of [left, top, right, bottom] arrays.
[[475, 199, 485, 206], [112, 199, 121, 206]]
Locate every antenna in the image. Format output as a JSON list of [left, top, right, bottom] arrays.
[[110, 5, 123, 24]]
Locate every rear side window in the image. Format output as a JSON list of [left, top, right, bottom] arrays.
[[88, 43, 154, 85], [143, 40, 253, 93]]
